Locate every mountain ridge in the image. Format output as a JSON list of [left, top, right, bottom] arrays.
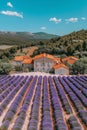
[[0, 31, 58, 40]]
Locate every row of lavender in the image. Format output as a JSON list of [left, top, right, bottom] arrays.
[[0, 75, 87, 130]]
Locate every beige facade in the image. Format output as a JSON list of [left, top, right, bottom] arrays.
[[34, 57, 56, 72], [55, 67, 69, 75], [13, 61, 23, 66]]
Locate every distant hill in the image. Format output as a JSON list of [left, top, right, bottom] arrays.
[[33, 32, 58, 39], [0, 31, 58, 45]]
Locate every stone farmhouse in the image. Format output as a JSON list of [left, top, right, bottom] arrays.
[[14, 53, 78, 75]]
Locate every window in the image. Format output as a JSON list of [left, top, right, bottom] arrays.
[[36, 62, 40, 67], [42, 62, 45, 66], [48, 62, 51, 67]]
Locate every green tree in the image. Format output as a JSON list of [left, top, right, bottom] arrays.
[[66, 45, 74, 55], [0, 62, 14, 74], [15, 65, 23, 72], [70, 57, 87, 74], [82, 41, 87, 51], [9, 47, 17, 54]]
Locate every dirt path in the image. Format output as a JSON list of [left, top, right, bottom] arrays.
[[52, 78, 69, 130], [26, 46, 38, 56], [0, 87, 23, 126], [58, 79, 86, 130], [8, 78, 32, 130], [48, 78, 55, 129], [22, 78, 38, 130], [38, 79, 43, 130]]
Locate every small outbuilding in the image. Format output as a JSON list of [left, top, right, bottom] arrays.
[[14, 56, 29, 66], [53, 63, 69, 75], [22, 58, 33, 71]]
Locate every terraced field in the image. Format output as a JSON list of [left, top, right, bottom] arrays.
[[16, 46, 38, 56], [0, 75, 87, 130]]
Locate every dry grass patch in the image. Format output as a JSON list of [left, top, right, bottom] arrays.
[[0, 45, 14, 50]]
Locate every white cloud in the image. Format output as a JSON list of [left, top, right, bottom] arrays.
[[81, 17, 86, 20], [7, 2, 13, 8], [49, 17, 62, 24], [40, 27, 46, 30], [66, 18, 78, 23], [0, 10, 23, 18]]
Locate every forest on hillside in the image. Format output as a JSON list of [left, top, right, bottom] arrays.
[[33, 30, 87, 58], [0, 29, 87, 74]]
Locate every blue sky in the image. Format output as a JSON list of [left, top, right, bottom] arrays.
[[0, 0, 87, 35]]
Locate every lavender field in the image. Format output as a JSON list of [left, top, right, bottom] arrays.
[[0, 75, 87, 130]]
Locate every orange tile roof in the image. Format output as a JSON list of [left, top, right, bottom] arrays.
[[33, 53, 57, 62], [23, 58, 32, 64], [14, 56, 24, 61], [67, 59, 77, 64], [62, 56, 78, 64], [62, 56, 78, 61], [53, 63, 69, 69], [14, 56, 30, 61]]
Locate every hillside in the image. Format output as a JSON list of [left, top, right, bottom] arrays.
[[0, 29, 87, 61], [58, 29, 87, 41], [49, 29, 87, 46], [0, 31, 58, 45], [33, 29, 87, 57]]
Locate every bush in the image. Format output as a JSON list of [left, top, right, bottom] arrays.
[[15, 66, 23, 72], [70, 57, 87, 74], [0, 62, 14, 75], [0, 120, 9, 130]]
